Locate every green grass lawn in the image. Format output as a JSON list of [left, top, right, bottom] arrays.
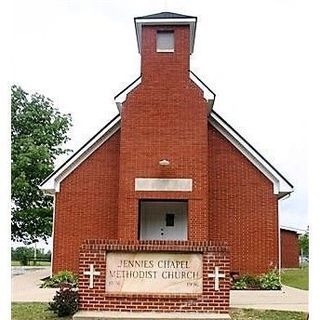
[[281, 267, 309, 290], [230, 308, 308, 319], [11, 260, 51, 267], [12, 303, 308, 320], [12, 303, 72, 320]]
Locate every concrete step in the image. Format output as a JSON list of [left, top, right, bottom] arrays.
[[73, 311, 231, 320]]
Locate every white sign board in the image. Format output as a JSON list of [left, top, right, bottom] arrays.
[[135, 178, 193, 192], [106, 252, 202, 294]]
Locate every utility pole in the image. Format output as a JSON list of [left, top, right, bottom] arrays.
[[34, 242, 37, 264]]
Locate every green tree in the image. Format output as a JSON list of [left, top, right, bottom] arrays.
[[11, 85, 72, 244], [11, 246, 51, 261], [299, 227, 309, 258], [11, 246, 35, 265]]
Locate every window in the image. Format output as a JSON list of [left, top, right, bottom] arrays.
[[165, 213, 175, 227], [156, 31, 174, 52]]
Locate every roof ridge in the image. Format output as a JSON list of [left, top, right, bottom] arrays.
[[135, 12, 197, 20]]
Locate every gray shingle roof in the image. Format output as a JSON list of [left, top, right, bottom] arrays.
[[135, 12, 196, 20]]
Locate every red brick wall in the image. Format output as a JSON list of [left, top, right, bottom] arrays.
[[53, 23, 281, 278], [208, 125, 279, 275], [117, 25, 209, 241], [281, 229, 299, 268], [52, 132, 121, 273], [78, 240, 230, 313], [141, 26, 189, 85]]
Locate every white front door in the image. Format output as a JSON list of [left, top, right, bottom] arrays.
[[140, 201, 188, 240]]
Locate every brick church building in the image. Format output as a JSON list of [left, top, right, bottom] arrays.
[[41, 12, 293, 278]]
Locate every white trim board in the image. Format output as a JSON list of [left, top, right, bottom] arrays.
[[189, 71, 215, 113], [115, 77, 141, 114]]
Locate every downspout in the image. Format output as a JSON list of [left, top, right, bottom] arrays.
[[278, 214, 282, 288], [277, 192, 292, 289], [43, 190, 55, 277], [50, 194, 56, 277]]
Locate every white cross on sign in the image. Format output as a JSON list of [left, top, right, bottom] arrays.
[[84, 264, 100, 289], [208, 266, 225, 291]]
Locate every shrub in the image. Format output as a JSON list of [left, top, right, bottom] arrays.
[[259, 270, 281, 290], [233, 277, 247, 289], [41, 271, 78, 288], [232, 274, 259, 290], [19, 255, 29, 266], [232, 271, 281, 290], [49, 283, 79, 317], [240, 274, 261, 289]]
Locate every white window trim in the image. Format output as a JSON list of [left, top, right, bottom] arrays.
[[157, 31, 174, 53], [156, 49, 175, 53]]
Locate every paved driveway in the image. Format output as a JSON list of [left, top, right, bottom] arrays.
[[12, 268, 308, 312]]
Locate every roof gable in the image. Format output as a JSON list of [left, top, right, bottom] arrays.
[[209, 111, 293, 198], [40, 115, 121, 194], [40, 111, 293, 198]]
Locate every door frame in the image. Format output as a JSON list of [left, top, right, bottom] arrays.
[[138, 199, 188, 241]]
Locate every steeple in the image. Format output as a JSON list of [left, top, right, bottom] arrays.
[[134, 12, 197, 54], [134, 12, 197, 85], [134, 12, 197, 55]]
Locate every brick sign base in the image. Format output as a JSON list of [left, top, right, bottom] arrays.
[[78, 240, 230, 314]]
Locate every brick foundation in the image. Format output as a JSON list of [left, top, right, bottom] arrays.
[[78, 240, 230, 313]]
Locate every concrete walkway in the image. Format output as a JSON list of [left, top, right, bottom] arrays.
[[12, 267, 56, 302], [230, 286, 308, 312], [12, 267, 308, 312]]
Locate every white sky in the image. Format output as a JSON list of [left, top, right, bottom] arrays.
[[10, 0, 319, 249]]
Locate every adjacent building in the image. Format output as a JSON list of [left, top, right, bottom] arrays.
[[280, 227, 300, 268]]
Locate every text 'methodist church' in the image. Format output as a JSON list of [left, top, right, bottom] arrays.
[[41, 12, 293, 279]]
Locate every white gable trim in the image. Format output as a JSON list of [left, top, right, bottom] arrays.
[[40, 116, 121, 195], [115, 77, 142, 114], [209, 112, 293, 197], [189, 71, 215, 113], [116, 72, 215, 115], [40, 111, 293, 198]]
